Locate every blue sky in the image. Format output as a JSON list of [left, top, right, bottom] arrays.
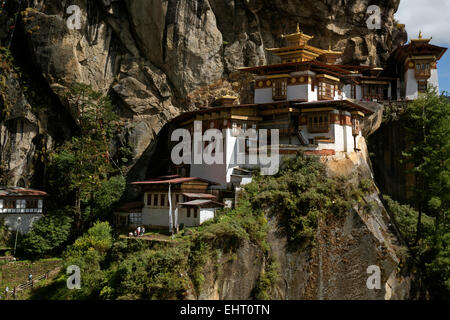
[[396, 0, 450, 94]]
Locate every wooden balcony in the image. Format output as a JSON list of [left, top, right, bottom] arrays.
[[308, 125, 330, 134], [415, 69, 431, 79]]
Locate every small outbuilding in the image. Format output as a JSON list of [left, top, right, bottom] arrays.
[[115, 175, 224, 230], [0, 187, 48, 233]]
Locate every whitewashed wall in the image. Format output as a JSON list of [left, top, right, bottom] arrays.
[[429, 69, 439, 92], [141, 207, 215, 228], [199, 208, 215, 224], [287, 84, 308, 100], [308, 83, 318, 101], [405, 69, 418, 100], [254, 88, 273, 104]]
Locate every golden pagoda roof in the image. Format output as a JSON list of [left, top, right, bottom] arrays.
[[410, 30, 432, 43], [322, 43, 343, 55], [265, 25, 343, 63], [280, 23, 314, 45]]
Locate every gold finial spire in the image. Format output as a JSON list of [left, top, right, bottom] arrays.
[[296, 23, 300, 33], [328, 43, 332, 51], [419, 30, 422, 39]]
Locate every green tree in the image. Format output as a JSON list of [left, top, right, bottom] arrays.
[[18, 213, 73, 258], [402, 88, 450, 245], [61, 221, 113, 299], [392, 89, 450, 298], [48, 84, 126, 232], [0, 218, 11, 249]]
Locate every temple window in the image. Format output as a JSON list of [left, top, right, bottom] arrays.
[[130, 212, 142, 225], [187, 208, 191, 218], [415, 62, 431, 78], [352, 118, 361, 135], [363, 85, 388, 101], [272, 79, 287, 100], [307, 112, 330, 133], [160, 194, 166, 207], [318, 81, 335, 100], [4, 200, 16, 209], [418, 80, 428, 93], [194, 208, 198, 219], [26, 200, 39, 209]]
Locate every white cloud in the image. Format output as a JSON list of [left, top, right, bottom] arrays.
[[395, 0, 450, 45]]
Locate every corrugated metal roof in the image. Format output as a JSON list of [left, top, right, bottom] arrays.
[[178, 200, 224, 207], [131, 177, 220, 185], [182, 193, 217, 199], [0, 187, 48, 197]]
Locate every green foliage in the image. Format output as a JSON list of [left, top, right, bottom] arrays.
[[32, 221, 116, 300], [252, 258, 280, 300], [244, 154, 360, 249], [402, 89, 450, 225], [383, 195, 434, 246], [382, 90, 450, 299], [425, 232, 450, 297], [47, 84, 126, 231], [112, 245, 190, 300], [0, 218, 11, 249], [17, 213, 73, 259], [64, 221, 113, 260]]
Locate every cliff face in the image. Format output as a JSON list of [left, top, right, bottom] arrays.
[[193, 142, 414, 300], [0, 0, 406, 186]]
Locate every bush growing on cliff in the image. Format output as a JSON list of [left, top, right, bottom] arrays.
[[245, 153, 360, 249], [108, 244, 190, 300], [383, 195, 434, 246], [252, 258, 280, 300]]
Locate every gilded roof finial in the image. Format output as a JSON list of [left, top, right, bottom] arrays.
[[296, 23, 300, 33], [419, 30, 423, 39], [328, 43, 332, 51]]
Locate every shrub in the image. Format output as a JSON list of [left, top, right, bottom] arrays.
[[111, 245, 190, 300], [252, 258, 280, 300], [383, 195, 434, 246], [65, 221, 113, 259], [0, 218, 11, 249], [18, 213, 72, 258], [245, 153, 358, 249]]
